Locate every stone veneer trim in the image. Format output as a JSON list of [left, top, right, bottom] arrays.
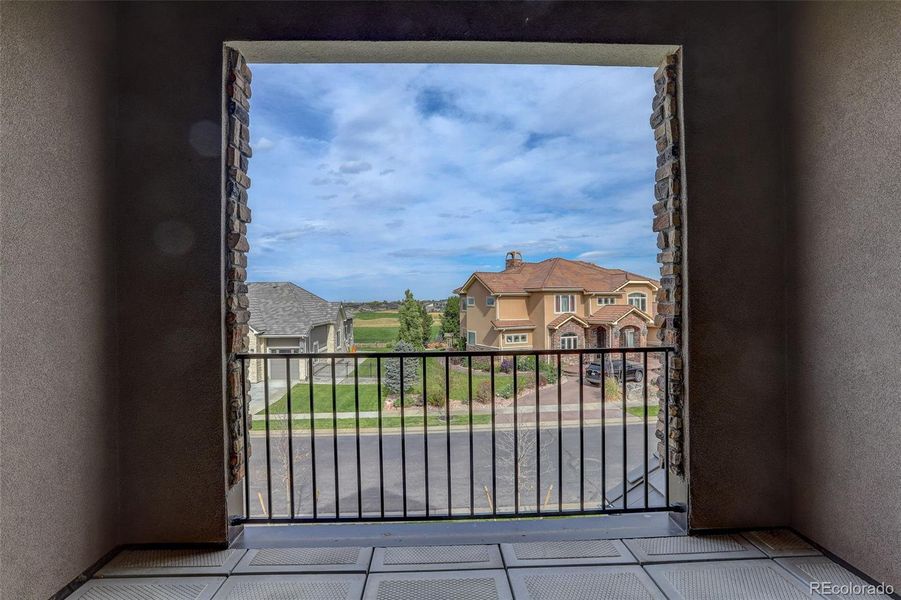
[[650, 52, 685, 477], [225, 48, 253, 487]]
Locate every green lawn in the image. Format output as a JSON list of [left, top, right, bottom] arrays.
[[353, 326, 398, 344], [261, 357, 514, 415], [626, 405, 660, 419]]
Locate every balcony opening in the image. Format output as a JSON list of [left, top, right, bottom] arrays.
[[224, 42, 685, 528]]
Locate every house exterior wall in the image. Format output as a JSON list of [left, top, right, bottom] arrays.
[[310, 324, 330, 353], [496, 296, 528, 320], [462, 279, 499, 348]]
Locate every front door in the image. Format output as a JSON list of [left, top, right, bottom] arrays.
[[596, 327, 607, 348]]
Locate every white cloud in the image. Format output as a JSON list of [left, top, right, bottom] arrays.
[[245, 63, 658, 300]]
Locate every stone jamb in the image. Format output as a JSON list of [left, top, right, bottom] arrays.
[[650, 51, 685, 477], [225, 48, 253, 487]]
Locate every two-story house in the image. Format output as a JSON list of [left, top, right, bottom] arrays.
[[454, 251, 659, 351]]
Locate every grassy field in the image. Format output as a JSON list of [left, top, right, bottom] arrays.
[[626, 405, 660, 419], [353, 310, 442, 346]]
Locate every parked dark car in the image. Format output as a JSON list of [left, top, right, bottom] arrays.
[[585, 359, 644, 385]]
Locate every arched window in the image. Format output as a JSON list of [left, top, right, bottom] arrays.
[[560, 332, 578, 350], [628, 292, 647, 312]]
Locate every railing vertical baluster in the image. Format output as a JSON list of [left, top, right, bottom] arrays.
[[490, 356, 496, 517], [377, 356, 385, 518], [643, 351, 649, 509], [621, 351, 628, 510], [445, 355, 452, 516], [400, 356, 407, 518], [579, 349, 585, 512], [241, 357, 250, 519], [331, 357, 339, 518], [263, 358, 272, 518], [664, 349, 670, 508], [600, 352, 606, 510], [423, 356, 429, 516], [309, 356, 317, 520], [467, 355, 474, 517], [513, 357, 519, 515], [286, 356, 295, 518], [557, 353, 562, 513], [535, 352, 541, 514], [354, 356, 362, 518]]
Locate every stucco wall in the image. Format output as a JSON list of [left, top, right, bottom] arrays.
[[780, 2, 901, 587], [0, 3, 119, 598]]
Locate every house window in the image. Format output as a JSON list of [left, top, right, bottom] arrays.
[[505, 333, 528, 344], [466, 296, 475, 307], [597, 297, 615, 306], [467, 330, 476, 345], [621, 326, 639, 348], [486, 296, 496, 307], [269, 347, 300, 354], [560, 332, 578, 350], [554, 294, 576, 313], [628, 292, 647, 312]]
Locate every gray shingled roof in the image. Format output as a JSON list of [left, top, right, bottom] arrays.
[[247, 282, 343, 336]]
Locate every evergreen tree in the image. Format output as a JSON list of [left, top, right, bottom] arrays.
[[384, 340, 420, 397]]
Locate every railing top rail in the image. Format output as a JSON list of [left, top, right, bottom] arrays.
[[237, 346, 673, 360]]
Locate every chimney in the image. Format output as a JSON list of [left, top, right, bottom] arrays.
[[505, 250, 523, 270]]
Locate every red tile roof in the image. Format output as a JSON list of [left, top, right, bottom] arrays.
[[547, 313, 590, 329], [588, 304, 653, 325], [456, 257, 659, 295]]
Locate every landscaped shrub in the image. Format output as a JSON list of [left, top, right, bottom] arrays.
[[515, 355, 538, 371], [471, 357, 491, 372], [496, 383, 515, 399], [499, 358, 513, 373], [604, 376, 623, 402], [475, 380, 492, 403], [426, 379, 446, 408], [538, 361, 558, 384]]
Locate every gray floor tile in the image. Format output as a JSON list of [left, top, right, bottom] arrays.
[[623, 534, 764, 564], [743, 530, 822, 557], [68, 577, 225, 599], [501, 539, 637, 567], [363, 570, 512, 600], [507, 565, 667, 600], [370, 544, 504, 572], [96, 549, 246, 577], [232, 546, 373, 573], [212, 574, 365, 599], [645, 559, 823, 599], [776, 556, 894, 599]]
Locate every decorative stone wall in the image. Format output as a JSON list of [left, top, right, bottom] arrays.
[[650, 52, 685, 477], [225, 48, 253, 487]]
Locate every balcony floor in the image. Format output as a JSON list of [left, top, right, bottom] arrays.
[[67, 519, 889, 599]]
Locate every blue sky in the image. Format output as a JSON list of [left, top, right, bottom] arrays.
[[246, 63, 658, 301]]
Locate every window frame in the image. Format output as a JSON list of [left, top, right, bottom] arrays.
[[466, 296, 475, 307], [554, 294, 576, 314], [486, 296, 496, 307], [560, 332, 578, 350], [628, 292, 647, 312], [504, 333, 528, 345], [597, 296, 615, 306]]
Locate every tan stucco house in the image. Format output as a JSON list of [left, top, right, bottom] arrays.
[[454, 252, 659, 352], [247, 282, 353, 383]]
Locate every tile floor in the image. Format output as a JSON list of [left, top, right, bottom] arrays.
[[68, 529, 893, 599]]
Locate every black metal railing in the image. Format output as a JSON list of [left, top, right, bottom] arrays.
[[236, 347, 676, 523]]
